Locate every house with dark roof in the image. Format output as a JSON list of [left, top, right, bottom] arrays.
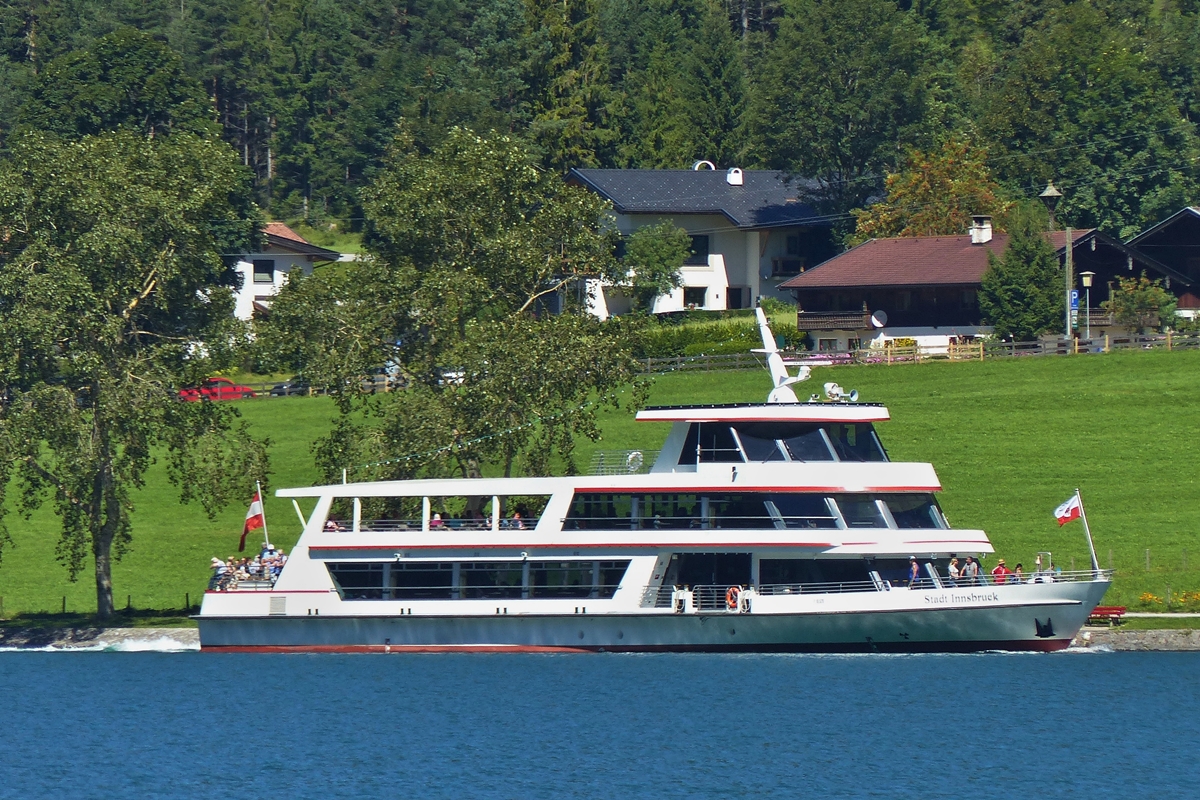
[[231, 222, 340, 319], [1125, 207, 1200, 316], [778, 217, 1186, 350], [568, 167, 835, 316]]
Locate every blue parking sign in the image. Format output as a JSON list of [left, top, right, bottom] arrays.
[[1070, 289, 1079, 310]]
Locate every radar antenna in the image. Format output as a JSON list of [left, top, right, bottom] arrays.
[[753, 307, 810, 403]]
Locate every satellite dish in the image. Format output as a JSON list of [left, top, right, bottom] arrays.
[[870, 310, 888, 328]]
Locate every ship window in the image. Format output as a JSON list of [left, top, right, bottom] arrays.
[[564, 492, 842, 530], [760, 559, 871, 587], [529, 560, 630, 599], [782, 427, 836, 461], [392, 562, 455, 599], [825, 423, 887, 462], [880, 494, 948, 529], [459, 562, 524, 599], [327, 563, 384, 600], [765, 494, 840, 529], [834, 495, 889, 528], [733, 426, 787, 461], [697, 423, 743, 463]]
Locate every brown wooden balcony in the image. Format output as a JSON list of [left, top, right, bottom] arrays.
[[796, 310, 871, 330]]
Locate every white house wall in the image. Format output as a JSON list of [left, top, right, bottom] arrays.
[[232, 246, 318, 320]]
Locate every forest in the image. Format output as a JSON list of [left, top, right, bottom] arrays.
[[2, 0, 1200, 239]]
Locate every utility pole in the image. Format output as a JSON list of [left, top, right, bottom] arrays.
[[1064, 227, 1073, 338]]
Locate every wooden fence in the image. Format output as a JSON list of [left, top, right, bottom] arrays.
[[637, 331, 1200, 375], [222, 332, 1200, 397]]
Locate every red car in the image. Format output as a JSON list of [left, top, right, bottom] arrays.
[[178, 377, 258, 402]]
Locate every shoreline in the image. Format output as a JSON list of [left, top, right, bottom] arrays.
[[0, 626, 199, 650], [1, 626, 1199, 652]]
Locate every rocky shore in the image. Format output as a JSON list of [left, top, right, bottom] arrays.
[[0, 626, 199, 650], [1071, 627, 1200, 651]]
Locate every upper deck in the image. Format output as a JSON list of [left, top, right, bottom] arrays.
[[636, 402, 889, 424]]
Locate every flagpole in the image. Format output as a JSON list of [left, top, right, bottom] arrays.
[[256, 479, 268, 546], [1076, 488, 1100, 577]]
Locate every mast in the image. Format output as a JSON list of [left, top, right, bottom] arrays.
[[258, 479, 270, 546], [1076, 488, 1100, 577]]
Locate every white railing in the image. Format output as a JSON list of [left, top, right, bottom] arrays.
[[589, 450, 659, 475]]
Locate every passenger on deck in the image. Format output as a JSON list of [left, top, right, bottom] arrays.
[[947, 558, 961, 587], [990, 559, 1011, 585], [431, 513, 444, 528], [1012, 563, 1024, 583], [509, 511, 526, 530], [907, 557, 921, 588], [962, 557, 980, 585]]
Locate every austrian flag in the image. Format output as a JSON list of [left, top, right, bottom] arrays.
[[239, 492, 265, 552], [1054, 494, 1082, 526]]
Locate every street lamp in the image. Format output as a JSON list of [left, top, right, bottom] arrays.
[[1080, 271, 1095, 340], [1039, 181, 1063, 231], [1039, 181, 1072, 338]]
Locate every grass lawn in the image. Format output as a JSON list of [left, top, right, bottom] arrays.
[[1, 347, 1198, 621]]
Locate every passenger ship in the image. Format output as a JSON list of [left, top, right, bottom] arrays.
[[198, 311, 1110, 653]]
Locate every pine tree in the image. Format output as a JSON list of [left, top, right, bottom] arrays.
[[979, 216, 1061, 342]]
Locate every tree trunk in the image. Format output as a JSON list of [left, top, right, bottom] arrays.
[[94, 545, 115, 619]]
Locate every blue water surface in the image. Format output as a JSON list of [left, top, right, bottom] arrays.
[[0, 650, 1194, 798]]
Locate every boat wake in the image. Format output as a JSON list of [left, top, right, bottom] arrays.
[[0, 635, 200, 653]]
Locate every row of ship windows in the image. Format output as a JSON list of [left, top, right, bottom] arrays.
[[564, 492, 947, 530], [328, 560, 631, 601], [681, 422, 888, 464]]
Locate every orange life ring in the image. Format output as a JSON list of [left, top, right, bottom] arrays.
[[725, 585, 741, 610]]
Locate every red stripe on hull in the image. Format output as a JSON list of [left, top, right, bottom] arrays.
[[202, 639, 1072, 654]]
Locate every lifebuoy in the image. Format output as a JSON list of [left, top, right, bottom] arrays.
[[725, 585, 741, 610]]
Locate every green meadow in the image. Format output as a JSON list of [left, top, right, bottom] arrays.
[[2, 348, 1198, 622]]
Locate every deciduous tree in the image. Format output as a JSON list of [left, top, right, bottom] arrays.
[[18, 27, 217, 139], [0, 130, 269, 618], [850, 138, 1010, 244], [259, 128, 645, 484], [621, 221, 691, 312], [1103, 274, 1177, 333]]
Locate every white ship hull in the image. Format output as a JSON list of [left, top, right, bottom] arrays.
[[199, 579, 1107, 654]]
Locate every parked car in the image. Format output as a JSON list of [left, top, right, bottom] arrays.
[[179, 377, 258, 402], [269, 376, 312, 396]]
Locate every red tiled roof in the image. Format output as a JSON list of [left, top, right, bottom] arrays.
[[780, 230, 1092, 289], [263, 221, 309, 244]]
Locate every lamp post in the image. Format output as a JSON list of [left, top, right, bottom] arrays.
[[1039, 181, 1062, 231], [1038, 181, 1072, 339], [1080, 271, 1095, 341]]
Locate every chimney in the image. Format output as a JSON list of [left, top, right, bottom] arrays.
[[969, 215, 993, 245], [726, 167, 744, 186]]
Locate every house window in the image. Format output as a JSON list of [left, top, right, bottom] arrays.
[[847, 338, 861, 351], [817, 338, 838, 352], [685, 235, 709, 266], [684, 287, 707, 308], [252, 259, 275, 283]]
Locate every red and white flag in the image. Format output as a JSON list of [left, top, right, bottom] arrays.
[[239, 491, 265, 551], [1054, 494, 1082, 526]]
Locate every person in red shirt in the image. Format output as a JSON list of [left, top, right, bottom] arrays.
[[991, 558, 1012, 585]]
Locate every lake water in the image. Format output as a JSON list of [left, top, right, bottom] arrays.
[[0, 647, 1195, 798]]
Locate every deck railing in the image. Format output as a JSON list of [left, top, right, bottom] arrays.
[[634, 569, 1112, 609], [325, 517, 540, 533]]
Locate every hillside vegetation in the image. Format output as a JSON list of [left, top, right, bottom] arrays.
[[2, 1, 1198, 237], [1, 349, 1197, 619]]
